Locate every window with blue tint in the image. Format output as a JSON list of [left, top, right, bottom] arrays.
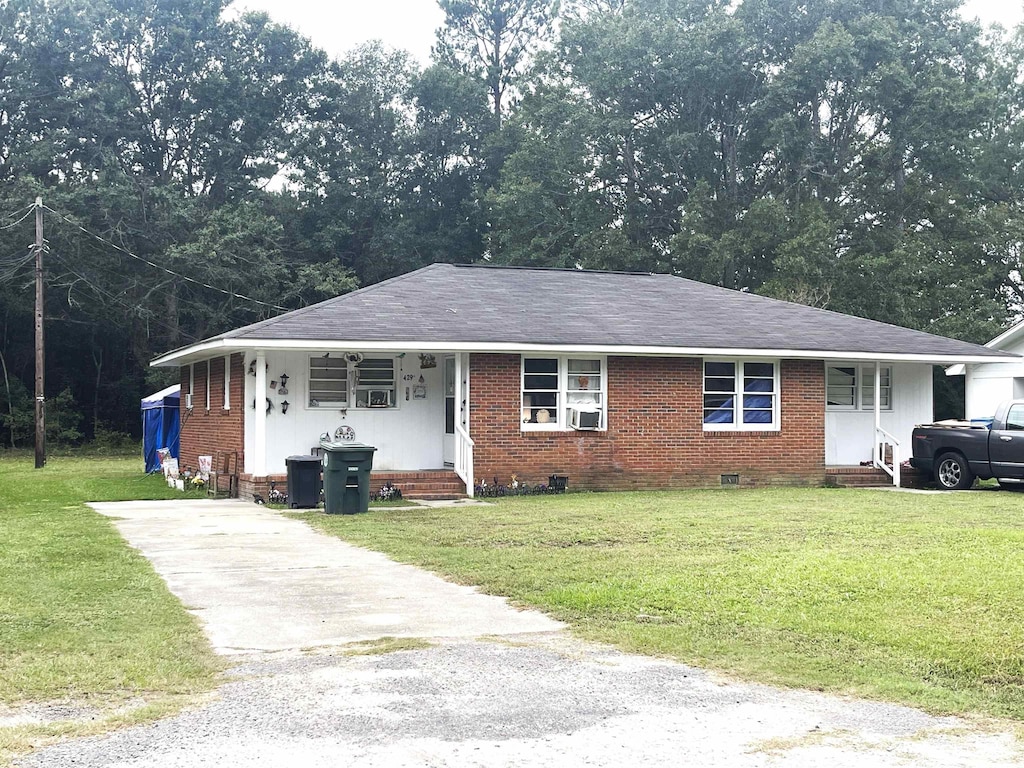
[[741, 362, 775, 424], [703, 361, 736, 423], [704, 360, 778, 430]]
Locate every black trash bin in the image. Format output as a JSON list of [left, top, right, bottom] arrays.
[[286, 455, 322, 508], [321, 443, 377, 514]]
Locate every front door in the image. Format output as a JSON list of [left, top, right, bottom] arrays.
[[990, 402, 1024, 479], [443, 356, 455, 466]]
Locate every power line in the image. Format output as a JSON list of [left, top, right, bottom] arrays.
[[47, 249, 218, 332], [0, 252, 35, 285], [0, 206, 36, 231], [49, 254, 200, 342], [40, 204, 290, 312]]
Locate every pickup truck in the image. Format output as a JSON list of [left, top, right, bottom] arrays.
[[911, 400, 1024, 490]]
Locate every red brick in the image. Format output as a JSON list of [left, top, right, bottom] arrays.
[[470, 355, 825, 490]]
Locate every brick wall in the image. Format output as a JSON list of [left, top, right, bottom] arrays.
[[179, 354, 245, 474], [470, 355, 825, 490]]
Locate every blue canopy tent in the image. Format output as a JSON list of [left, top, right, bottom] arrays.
[[142, 384, 180, 473]]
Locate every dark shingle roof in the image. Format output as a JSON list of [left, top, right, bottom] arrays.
[[161, 264, 1013, 361]]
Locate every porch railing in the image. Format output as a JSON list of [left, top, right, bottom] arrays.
[[454, 423, 475, 498], [874, 426, 901, 488]]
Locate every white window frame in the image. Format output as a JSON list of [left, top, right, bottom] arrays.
[[702, 358, 780, 432], [825, 364, 893, 412], [521, 355, 607, 432], [306, 355, 400, 411], [308, 355, 349, 409], [223, 354, 231, 410], [352, 357, 397, 409]]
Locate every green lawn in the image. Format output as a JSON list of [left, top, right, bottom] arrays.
[[298, 487, 1024, 720], [0, 453, 221, 760]]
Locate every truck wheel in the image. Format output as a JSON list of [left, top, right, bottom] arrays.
[[935, 453, 973, 490]]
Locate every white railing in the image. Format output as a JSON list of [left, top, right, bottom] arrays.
[[874, 427, 901, 488], [454, 424, 475, 497]]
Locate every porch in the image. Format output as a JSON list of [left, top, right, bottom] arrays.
[[238, 468, 467, 503], [241, 348, 476, 496], [824, 361, 934, 488]]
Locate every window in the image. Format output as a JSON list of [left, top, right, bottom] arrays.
[[308, 356, 398, 409], [826, 365, 892, 411], [1006, 404, 1024, 431], [309, 356, 348, 407], [353, 358, 396, 408], [522, 356, 605, 430], [703, 360, 778, 430], [826, 366, 856, 407]]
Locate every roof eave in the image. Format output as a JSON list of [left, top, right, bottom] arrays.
[[984, 319, 1024, 351], [150, 338, 1021, 368]]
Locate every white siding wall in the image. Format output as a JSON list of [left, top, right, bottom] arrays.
[[244, 350, 446, 474], [965, 337, 1024, 419], [824, 363, 933, 466]]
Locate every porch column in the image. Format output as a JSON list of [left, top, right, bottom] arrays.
[[454, 353, 463, 433], [873, 361, 881, 466], [253, 350, 267, 476], [460, 352, 470, 431]]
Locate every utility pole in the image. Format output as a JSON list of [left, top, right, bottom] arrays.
[[34, 197, 45, 469]]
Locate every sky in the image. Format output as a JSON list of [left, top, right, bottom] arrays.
[[228, 0, 1023, 66], [228, 0, 445, 63]]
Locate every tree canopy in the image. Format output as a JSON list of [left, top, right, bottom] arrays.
[[0, 0, 1021, 443]]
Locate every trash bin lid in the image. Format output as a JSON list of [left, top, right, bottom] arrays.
[[319, 442, 377, 453], [286, 455, 323, 463]]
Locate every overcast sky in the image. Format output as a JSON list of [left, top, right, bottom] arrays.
[[228, 0, 1023, 65]]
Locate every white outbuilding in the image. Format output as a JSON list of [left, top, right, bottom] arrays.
[[947, 321, 1024, 420]]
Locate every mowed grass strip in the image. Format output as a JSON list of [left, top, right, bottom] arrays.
[[298, 487, 1024, 720], [0, 454, 221, 707]]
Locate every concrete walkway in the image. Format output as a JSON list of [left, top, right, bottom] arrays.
[[19, 499, 1021, 767], [88, 499, 560, 654]]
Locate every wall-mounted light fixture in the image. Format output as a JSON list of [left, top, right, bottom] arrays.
[[281, 400, 290, 415], [278, 373, 289, 396]]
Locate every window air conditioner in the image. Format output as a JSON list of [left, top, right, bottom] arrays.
[[569, 405, 600, 430]]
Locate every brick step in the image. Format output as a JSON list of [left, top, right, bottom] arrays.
[[834, 476, 892, 487], [826, 465, 927, 489], [370, 470, 459, 481], [372, 481, 464, 487], [370, 471, 466, 500]]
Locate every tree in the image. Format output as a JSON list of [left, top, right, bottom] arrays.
[[435, 0, 560, 129], [489, 0, 1014, 342], [0, 0, 354, 439]]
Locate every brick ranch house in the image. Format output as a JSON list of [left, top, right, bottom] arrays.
[[150, 264, 1015, 498]]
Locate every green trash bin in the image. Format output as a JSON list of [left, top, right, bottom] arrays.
[[321, 442, 377, 514]]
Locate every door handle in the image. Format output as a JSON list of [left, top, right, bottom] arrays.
[[1000, 435, 1013, 442]]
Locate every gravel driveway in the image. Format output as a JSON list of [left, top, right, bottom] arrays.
[[17, 499, 1021, 767]]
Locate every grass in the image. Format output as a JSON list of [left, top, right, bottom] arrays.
[[341, 637, 434, 656], [296, 487, 1024, 721], [368, 498, 420, 508], [0, 453, 222, 762]]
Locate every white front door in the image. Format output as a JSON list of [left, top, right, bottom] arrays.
[[443, 356, 455, 466]]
